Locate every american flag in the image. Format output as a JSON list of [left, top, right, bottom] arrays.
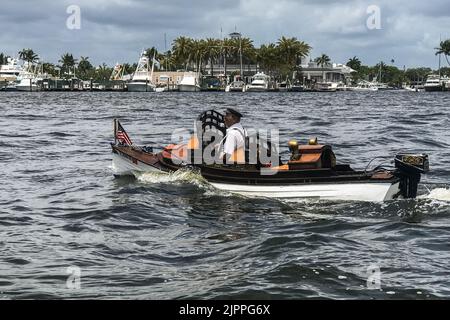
[[116, 120, 132, 145]]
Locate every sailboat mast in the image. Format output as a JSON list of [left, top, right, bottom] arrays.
[[439, 53, 441, 78], [164, 33, 168, 71], [150, 51, 156, 81], [379, 62, 382, 83], [439, 35, 442, 78]]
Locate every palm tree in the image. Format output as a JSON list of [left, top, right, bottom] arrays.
[[145, 47, 158, 60], [277, 36, 311, 77], [315, 54, 331, 67], [315, 54, 331, 81], [122, 63, 134, 76], [435, 39, 450, 66], [42, 62, 58, 77], [374, 61, 386, 82], [221, 38, 234, 80], [144, 47, 159, 70], [95, 63, 113, 81], [296, 41, 311, 64], [0, 53, 8, 65], [257, 43, 280, 76], [204, 38, 221, 75], [172, 36, 193, 70], [59, 53, 78, 77], [346, 56, 361, 71], [277, 36, 298, 68], [239, 37, 256, 68], [189, 39, 208, 72], [241, 38, 256, 59], [159, 50, 175, 71], [78, 56, 93, 79], [18, 48, 39, 64], [18, 49, 27, 61]]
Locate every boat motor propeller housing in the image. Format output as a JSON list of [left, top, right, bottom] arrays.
[[394, 153, 429, 198]]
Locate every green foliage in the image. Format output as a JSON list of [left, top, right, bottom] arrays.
[[77, 56, 94, 80], [0, 53, 9, 65], [346, 56, 361, 71], [58, 53, 77, 77], [17, 39, 447, 85], [169, 35, 310, 76], [42, 62, 58, 77], [440, 67, 450, 77], [18, 48, 39, 63], [315, 54, 331, 67], [435, 39, 450, 66]]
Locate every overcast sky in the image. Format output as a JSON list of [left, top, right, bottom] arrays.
[[1, 0, 449, 68]]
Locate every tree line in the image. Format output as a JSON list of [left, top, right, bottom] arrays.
[[346, 40, 450, 86], [1, 38, 449, 84]]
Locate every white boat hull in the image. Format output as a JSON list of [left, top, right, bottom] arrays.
[[112, 152, 160, 175], [127, 82, 155, 92], [316, 89, 337, 92], [225, 86, 245, 92], [347, 87, 378, 92], [210, 181, 400, 202], [16, 84, 40, 91], [178, 84, 201, 92], [424, 85, 446, 92], [245, 86, 268, 92], [112, 153, 400, 202]]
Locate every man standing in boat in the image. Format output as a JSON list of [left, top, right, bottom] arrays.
[[219, 108, 247, 163]]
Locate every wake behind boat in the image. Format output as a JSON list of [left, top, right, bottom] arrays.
[[111, 110, 429, 202]]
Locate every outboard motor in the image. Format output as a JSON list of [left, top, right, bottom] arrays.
[[394, 154, 429, 198]]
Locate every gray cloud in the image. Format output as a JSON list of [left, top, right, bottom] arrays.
[[0, 0, 449, 68]]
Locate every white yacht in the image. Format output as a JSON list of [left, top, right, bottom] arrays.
[[225, 80, 245, 92], [127, 52, 156, 92], [16, 78, 40, 91], [15, 72, 40, 91], [15, 62, 44, 92], [424, 74, 449, 92], [1, 82, 18, 91], [347, 80, 379, 92], [244, 72, 269, 92], [291, 82, 305, 92], [178, 72, 201, 92], [0, 57, 22, 82], [336, 82, 350, 91], [314, 81, 338, 92], [374, 82, 391, 90], [403, 85, 418, 92]]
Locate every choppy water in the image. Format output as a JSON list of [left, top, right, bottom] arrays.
[[1, 91, 450, 299]]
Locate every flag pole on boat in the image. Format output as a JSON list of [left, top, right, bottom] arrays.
[[113, 119, 117, 145]]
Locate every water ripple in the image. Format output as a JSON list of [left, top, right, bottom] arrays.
[[1, 91, 450, 299]]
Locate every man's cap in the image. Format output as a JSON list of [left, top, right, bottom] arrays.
[[225, 108, 243, 118]]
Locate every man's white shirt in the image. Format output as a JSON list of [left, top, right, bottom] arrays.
[[221, 123, 246, 156]]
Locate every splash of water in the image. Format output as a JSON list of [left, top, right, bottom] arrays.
[[135, 169, 209, 188], [135, 169, 201, 184], [134, 170, 240, 198], [420, 188, 450, 202]]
